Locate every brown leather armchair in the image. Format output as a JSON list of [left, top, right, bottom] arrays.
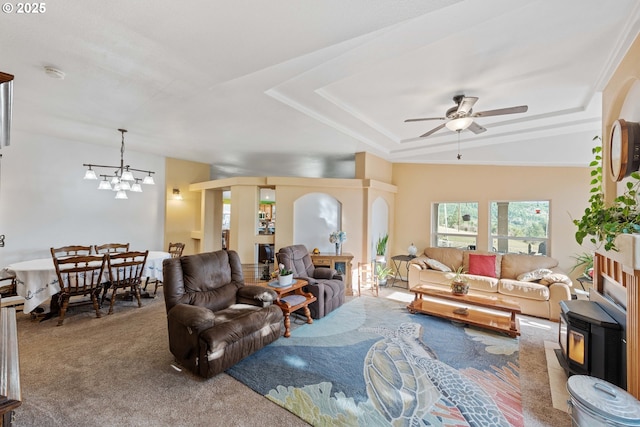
[[276, 245, 345, 319], [163, 250, 283, 378]]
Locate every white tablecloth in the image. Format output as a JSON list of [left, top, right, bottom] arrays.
[[1, 251, 171, 314]]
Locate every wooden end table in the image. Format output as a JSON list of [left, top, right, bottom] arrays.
[[257, 279, 316, 338], [407, 286, 521, 337]]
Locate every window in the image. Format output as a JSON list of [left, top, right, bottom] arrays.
[[490, 201, 549, 255], [433, 202, 478, 249]]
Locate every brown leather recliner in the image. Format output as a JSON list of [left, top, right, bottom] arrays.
[[276, 245, 345, 319], [163, 250, 283, 378]]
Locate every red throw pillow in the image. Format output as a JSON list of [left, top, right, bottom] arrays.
[[468, 254, 497, 278]]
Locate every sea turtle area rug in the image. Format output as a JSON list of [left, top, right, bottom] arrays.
[[227, 296, 523, 427]]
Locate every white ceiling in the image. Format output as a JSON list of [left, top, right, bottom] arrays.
[[3, 0, 640, 178]]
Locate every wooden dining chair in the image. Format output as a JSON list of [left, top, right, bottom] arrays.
[[0, 276, 25, 310], [168, 242, 185, 258], [50, 245, 93, 258], [52, 254, 106, 326], [94, 243, 130, 255], [144, 243, 184, 296], [103, 251, 148, 314]]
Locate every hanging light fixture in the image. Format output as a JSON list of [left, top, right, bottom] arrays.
[[83, 129, 155, 199], [445, 117, 474, 132]]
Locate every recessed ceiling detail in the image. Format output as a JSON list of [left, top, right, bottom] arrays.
[[3, 0, 640, 176]]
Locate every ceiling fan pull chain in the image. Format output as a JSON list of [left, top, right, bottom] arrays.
[[456, 130, 462, 160]]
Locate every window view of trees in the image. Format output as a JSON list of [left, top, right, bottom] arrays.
[[433, 202, 478, 248], [432, 201, 550, 254], [490, 201, 549, 254]]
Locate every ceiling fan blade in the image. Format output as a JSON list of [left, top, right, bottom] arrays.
[[420, 123, 446, 138], [472, 105, 528, 118], [468, 121, 487, 134], [404, 117, 446, 122], [457, 97, 478, 115]]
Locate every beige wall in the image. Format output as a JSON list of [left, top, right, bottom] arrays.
[[268, 177, 369, 264], [164, 157, 210, 255], [603, 33, 640, 201], [391, 163, 591, 272], [175, 157, 590, 276], [355, 152, 393, 183], [189, 175, 397, 287]]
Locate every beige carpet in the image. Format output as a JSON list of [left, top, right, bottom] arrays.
[[13, 289, 570, 426]]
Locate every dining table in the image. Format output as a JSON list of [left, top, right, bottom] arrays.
[[0, 251, 171, 314]]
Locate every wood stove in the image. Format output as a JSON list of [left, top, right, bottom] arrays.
[[556, 299, 624, 388]]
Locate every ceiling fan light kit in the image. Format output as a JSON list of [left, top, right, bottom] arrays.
[[445, 117, 473, 132], [405, 94, 528, 138]]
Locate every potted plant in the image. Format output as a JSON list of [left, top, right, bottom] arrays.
[[375, 263, 393, 287], [273, 263, 293, 286], [573, 138, 640, 251], [376, 234, 389, 262], [570, 252, 594, 280], [450, 266, 469, 295]]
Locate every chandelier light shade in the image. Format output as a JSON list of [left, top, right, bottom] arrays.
[[445, 117, 474, 132], [97, 177, 112, 190], [121, 169, 134, 181], [83, 167, 97, 180], [130, 180, 143, 192], [142, 173, 155, 185], [83, 129, 155, 199]]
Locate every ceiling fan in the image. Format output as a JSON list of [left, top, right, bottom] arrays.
[[405, 95, 528, 138]]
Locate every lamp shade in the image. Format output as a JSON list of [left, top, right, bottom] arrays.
[[115, 190, 128, 199], [142, 175, 155, 185], [445, 117, 473, 132], [98, 179, 112, 190], [131, 182, 142, 192], [121, 170, 134, 181], [83, 169, 97, 180], [119, 180, 131, 191]]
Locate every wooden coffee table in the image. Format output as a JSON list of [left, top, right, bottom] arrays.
[[257, 279, 316, 338], [407, 286, 521, 337]]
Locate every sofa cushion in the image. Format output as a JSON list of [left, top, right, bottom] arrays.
[[499, 279, 550, 301], [424, 247, 464, 270], [425, 258, 452, 272], [468, 254, 497, 278], [516, 268, 553, 282], [500, 254, 559, 280], [539, 273, 572, 286], [463, 251, 502, 278], [417, 269, 453, 287], [465, 274, 499, 293]]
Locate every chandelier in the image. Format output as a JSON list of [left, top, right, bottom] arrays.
[[82, 129, 155, 199]]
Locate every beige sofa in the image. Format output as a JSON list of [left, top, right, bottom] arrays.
[[408, 247, 572, 321]]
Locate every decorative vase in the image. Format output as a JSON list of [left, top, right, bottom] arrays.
[[335, 243, 342, 255], [451, 281, 469, 295], [278, 273, 293, 286], [408, 243, 417, 257]]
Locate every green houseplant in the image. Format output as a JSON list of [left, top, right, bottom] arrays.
[[570, 252, 594, 280], [450, 266, 469, 295], [375, 263, 393, 286], [376, 234, 389, 258], [573, 138, 640, 251]]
